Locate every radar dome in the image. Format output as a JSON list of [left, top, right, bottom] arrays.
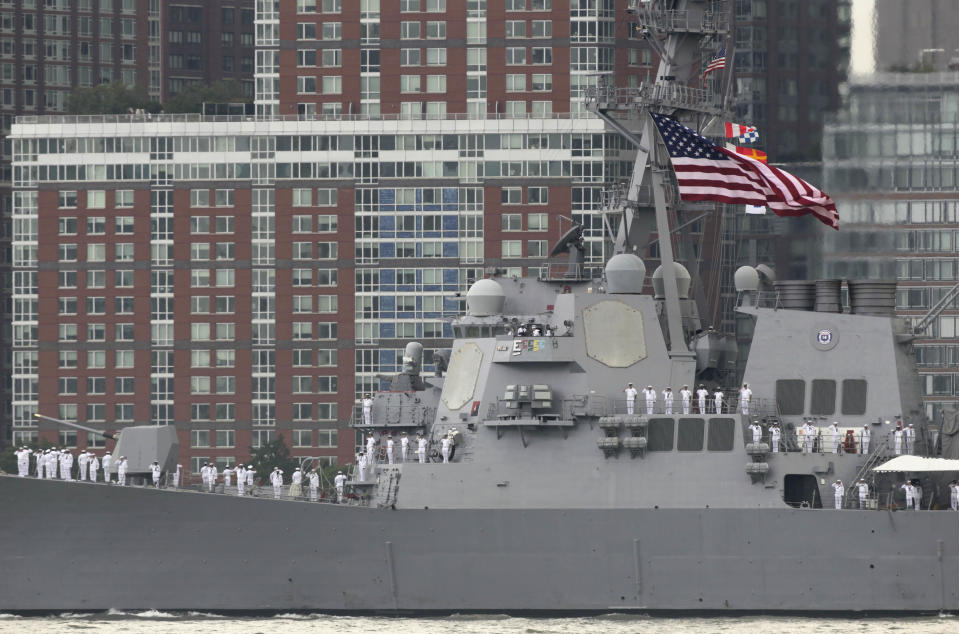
[[734, 266, 760, 292], [466, 279, 505, 316], [651, 262, 691, 299], [604, 253, 646, 294]]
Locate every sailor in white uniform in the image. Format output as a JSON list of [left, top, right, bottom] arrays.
[[950, 481, 959, 511], [802, 421, 816, 454], [900, 481, 917, 510], [441, 434, 452, 464], [102, 451, 112, 482], [117, 457, 129, 486], [362, 394, 373, 426], [680, 385, 692, 415], [172, 464, 181, 488], [16, 447, 28, 477], [358, 451, 368, 481], [235, 465, 246, 496], [663, 387, 674, 415], [857, 479, 869, 509], [270, 467, 284, 499], [713, 388, 724, 414], [88, 454, 99, 482], [223, 465, 232, 488], [624, 383, 638, 415], [365, 432, 377, 464], [150, 461, 162, 487], [386, 435, 395, 465], [290, 468, 303, 498], [200, 463, 209, 490], [417, 434, 427, 464], [400, 432, 410, 463], [309, 469, 320, 502], [208, 463, 218, 492], [769, 423, 781, 453], [696, 385, 709, 414], [749, 422, 763, 444], [642, 386, 657, 415], [334, 470, 346, 503], [906, 423, 916, 454], [246, 466, 256, 491], [860, 425, 870, 455], [33, 450, 43, 478], [893, 426, 903, 455], [831, 480, 844, 510], [829, 422, 841, 454], [78, 451, 90, 481], [739, 384, 752, 415], [60, 450, 73, 481]]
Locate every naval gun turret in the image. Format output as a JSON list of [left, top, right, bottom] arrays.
[[34, 413, 179, 478]]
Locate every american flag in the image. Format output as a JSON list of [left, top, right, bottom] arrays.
[[651, 113, 839, 229], [702, 47, 726, 85]]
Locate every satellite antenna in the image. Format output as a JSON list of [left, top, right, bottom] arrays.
[[548, 223, 588, 280]]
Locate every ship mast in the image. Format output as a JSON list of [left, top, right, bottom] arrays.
[[585, 0, 730, 373]]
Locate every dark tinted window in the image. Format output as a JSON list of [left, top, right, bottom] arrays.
[[677, 418, 705, 451], [776, 379, 805, 415], [647, 418, 674, 451], [707, 418, 736, 451], [810, 379, 836, 415], [842, 379, 868, 415]]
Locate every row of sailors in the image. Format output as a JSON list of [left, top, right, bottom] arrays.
[[356, 430, 457, 479], [745, 421, 918, 455], [14, 447, 130, 484], [177, 463, 352, 504], [623, 383, 755, 415], [831, 479, 959, 511]]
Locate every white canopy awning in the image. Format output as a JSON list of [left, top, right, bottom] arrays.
[[871, 456, 959, 473]]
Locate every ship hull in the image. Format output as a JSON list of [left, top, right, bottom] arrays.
[[1, 475, 957, 614]]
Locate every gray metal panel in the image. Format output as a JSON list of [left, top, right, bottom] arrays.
[[441, 343, 483, 411], [584, 300, 647, 367]]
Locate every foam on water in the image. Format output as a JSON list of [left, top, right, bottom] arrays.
[[105, 609, 128, 616], [57, 613, 94, 619], [0, 615, 21, 619], [186, 612, 225, 619], [131, 610, 177, 618], [273, 613, 316, 620]]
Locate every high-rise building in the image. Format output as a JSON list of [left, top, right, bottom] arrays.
[[875, 0, 959, 72], [9, 0, 678, 470], [0, 0, 255, 448], [821, 71, 959, 421]]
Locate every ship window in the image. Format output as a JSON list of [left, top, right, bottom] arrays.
[[783, 474, 822, 509], [677, 418, 705, 451], [841, 379, 868, 415], [809, 379, 836, 415], [776, 379, 805, 415], [707, 418, 735, 451], [646, 418, 674, 451]]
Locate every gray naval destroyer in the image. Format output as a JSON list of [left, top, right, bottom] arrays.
[[4, 0, 959, 615]]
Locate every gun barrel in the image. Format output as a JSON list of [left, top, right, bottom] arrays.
[[34, 413, 116, 440]]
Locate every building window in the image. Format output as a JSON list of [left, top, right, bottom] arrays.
[[191, 189, 210, 207], [506, 74, 526, 92], [501, 240, 522, 257], [191, 430, 211, 448], [527, 240, 547, 258], [528, 212, 548, 231], [502, 214, 522, 231], [293, 429, 313, 447], [58, 190, 77, 208], [293, 188, 313, 206], [318, 429, 338, 447]]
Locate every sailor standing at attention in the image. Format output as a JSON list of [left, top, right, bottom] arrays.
[[60, 450, 73, 481], [290, 468, 303, 498], [831, 480, 844, 510], [624, 383, 638, 415], [270, 467, 283, 499], [150, 461, 162, 487], [102, 451, 112, 483], [309, 469, 320, 502], [417, 434, 427, 464], [739, 384, 752, 415], [209, 463, 219, 492], [334, 470, 346, 503], [696, 384, 709, 414], [860, 425, 870, 455], [680, 385, 692, 415], [246, 466, 256, 492], [900, 481, 916, 510], [366, 431, 377, 463], [663, 387, 674, 415], [16, 447, 28, 477], [749, 422, 763, 444], [713, 388, 724, 414], [400, 432, 410, 463], [830, 422, 841, 454], [199, 463, 209, 490], [235, 465, 246, 496], [857, 479, 869, 509], [441, 433, 452, 464], [386, 435, 395, 465], [950, 481, 959, 511], [78, 450, 89, 481], [893, 425, 903, 455], [88, 454, 99, 482], [172, 464, 181, 488], [357, 451, 368, 481], [642, 385, 657, 415], [33, 449, 43, 478], [223, 464, 232, 488], [117, 456, 128, 486], [362, 394, 373, 426], [769, 423, 781, 453], [906, 423, 916, 454]]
